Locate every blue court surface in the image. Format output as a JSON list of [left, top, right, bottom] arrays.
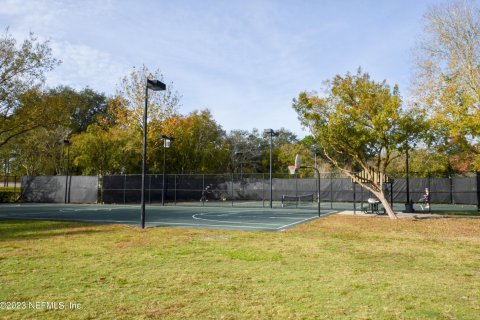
[[0, 204, 338, 231]]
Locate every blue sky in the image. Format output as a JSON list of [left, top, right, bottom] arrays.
[[1, 0, 446, 137]]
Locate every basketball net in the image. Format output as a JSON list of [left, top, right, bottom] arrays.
[[288, 165, 297, 175], [288, 154, 302, 174]]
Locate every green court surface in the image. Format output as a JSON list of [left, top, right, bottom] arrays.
[[0, 204, 337, 231]]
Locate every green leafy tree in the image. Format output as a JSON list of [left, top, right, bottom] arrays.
[[12, 127, 66, 175], [0, 29, 60, 147], [386, 149, 450, 177], [71, 124, 140, 175], [7, 87, 113, 175], [226, 129, 267, 174], [44, 86, 109, 134], [157, 110, 230, 174], [293, 69, 428, 219]]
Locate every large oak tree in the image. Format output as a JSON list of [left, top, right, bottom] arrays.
[[293, 69, 427, 219]]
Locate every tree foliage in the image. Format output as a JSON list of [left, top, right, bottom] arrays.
[[159, 110, 230, 174], [116, 65, 180, 129], [293, 69, 428, 219], [412, 0, 480, 155], [0, 29, 60, 147]]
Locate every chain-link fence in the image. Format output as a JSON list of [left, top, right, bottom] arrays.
[[9, 172, 479, 212], [100, 172, 480, 211]]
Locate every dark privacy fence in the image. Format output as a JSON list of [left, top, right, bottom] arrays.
[[100, 173, 480, 208], [15, 173, 479, 208], [21, 176, 98, 203]]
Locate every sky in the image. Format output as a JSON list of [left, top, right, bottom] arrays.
[[1, 0, 448, 138]]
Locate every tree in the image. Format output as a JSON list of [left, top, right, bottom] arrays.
[[71, 124, 140, 175], [13, 127, 66, 176], [116, 65, 180, 129], [386, 149, 450, 177], [45, 86, 109, 134], [293, 69, 427, 219], [5, 87, 114, 175], [157, 110, 230, 174], [412, 0, 480, 156], [0, 29, 60, 147], [226, 129, 267, 174]]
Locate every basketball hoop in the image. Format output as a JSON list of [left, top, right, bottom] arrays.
[[288, 165, 297, 175]]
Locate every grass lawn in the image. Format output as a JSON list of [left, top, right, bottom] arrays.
[[0, 215, 479, 319]]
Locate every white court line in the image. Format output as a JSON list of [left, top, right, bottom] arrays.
[[59, 208, 113, 212], [275, 210, 338, 230], [192, 212, 285, 226], [192, 210, 321, 228]]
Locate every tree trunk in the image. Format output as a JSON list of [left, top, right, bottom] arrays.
[[372, 190, 397, 220]]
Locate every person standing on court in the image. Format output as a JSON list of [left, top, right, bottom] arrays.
[[422, 188, 430, 209]]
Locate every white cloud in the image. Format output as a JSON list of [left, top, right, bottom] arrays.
[[0, 0, 443, 137], [47, 41, 128, 93]]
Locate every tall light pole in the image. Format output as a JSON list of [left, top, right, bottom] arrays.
[[63, 139, 71, 204], [161, 135, 174, 206], [141, 79, 166, 229], [312, 144, 319, 203], [264, 129, 278, 208], [405, 142, 414, 213], [311, 144, 318, 170]]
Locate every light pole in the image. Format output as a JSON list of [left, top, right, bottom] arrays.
[[312, 144, 319, 203], [312, 145, 318, 170], [264, 129, 279, 208], [404, 142, 414, 212], [62, 139, 71, 204], [141, 79, 166, 229], [161, 135, 174, 206]]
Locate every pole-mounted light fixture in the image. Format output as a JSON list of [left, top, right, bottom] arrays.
[[62, 139, 71, 204], [161, 135, 175, 206], [141, 78, 166, 229], [264, 129, 279, 208]]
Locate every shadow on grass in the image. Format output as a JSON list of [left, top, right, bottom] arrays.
[[0, 220, 112, 241]]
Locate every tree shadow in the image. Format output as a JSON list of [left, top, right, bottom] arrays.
[[0, 220, 115, 241]]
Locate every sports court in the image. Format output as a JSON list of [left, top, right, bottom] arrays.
[[0, 203, 337, 231]]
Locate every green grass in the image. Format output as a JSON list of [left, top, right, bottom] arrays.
[[0, 216, 479, 319], [428, 211, 480, 217]]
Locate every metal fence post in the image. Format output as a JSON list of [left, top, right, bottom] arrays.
[[390, 180, 394, 210], [231, 173, 234, 207], [148, 174, 151, 204], [262, 173, 265, 208], [353, 181, 356, 214], [330, 173, 333, 209], [123, 174, 127, 204], [477, 171, 480, 212], [449, 174, 453, 204], [295, 172, 298, 198]]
